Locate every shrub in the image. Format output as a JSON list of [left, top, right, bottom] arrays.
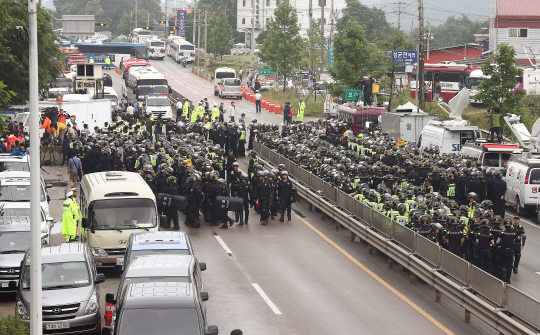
[[0, 315, 29, 335]]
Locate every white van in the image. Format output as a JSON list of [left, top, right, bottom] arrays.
[[459, 141, 522, 170], [504, 152, 540, 216], [213, 67, 236, 96], [231, 43, 247, 55], [79, 171, 164, 269], [418, 121, 481, 154], [0, 171, 52, 217]]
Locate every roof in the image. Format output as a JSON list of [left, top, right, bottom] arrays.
[[0, 216, 31, 231], [81, 171, 153, 202], [125, 255, 194, 278], [26, 243, 87, 264], [474, 28, 489, 36], [123, 282, 197, 310], [131, 231, 190, 251], [483, 144, 522, 152], [497, 0, 540, 17]]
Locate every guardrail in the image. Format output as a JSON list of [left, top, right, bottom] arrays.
[[253, 141, 540, 335], [191, 66, 212, 83]]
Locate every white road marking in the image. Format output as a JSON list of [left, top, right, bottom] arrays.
[[536, 272, 540, 275], [215, 235, 233, 256], [251, 283, 282, 315], [245, 108, 252, 113]]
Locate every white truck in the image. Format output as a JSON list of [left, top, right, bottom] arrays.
[[38, 98, 112, 131], [381, 102, 438, 143]]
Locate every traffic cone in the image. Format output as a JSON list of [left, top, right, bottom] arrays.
[[104, 293, 114, 326]]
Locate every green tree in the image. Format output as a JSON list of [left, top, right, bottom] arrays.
[[328, 20, 385, 97], [207, 12, 233, 59], [0, 0, 62, 104], [0, 81, 15, 134], [336, 0, 391, 42], [198, 0, 237, 30], [302, 19, 324, 75], [476, 43, 525, 116], [255, 30, 268, 44], [258, 1, 302, 91], [427, 15, 488, 48]]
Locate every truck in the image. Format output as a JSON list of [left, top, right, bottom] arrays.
[[38, 98, 112, 131], [381, 102, 438, 143]]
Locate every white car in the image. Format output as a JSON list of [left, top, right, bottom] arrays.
[[0, 171, 52, 217], [218, 78, 242, 99], [144, 94, 173, 120], [0, 204, 52, 244]]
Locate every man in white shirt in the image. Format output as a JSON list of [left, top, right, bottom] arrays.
[[229, 102, 236, 122], [176, 100, 183, 119], [126, 104, 135, 115], [254, 90, 262, 113]]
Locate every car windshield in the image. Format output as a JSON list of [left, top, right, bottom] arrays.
[[138, 86, 168, 96], [0, 185, 45, 202], [150, 42, 164, 47], [2, 162, 29, 172], [118, 309, 199, 335], [0, 232, 31, 253], [146, 97, 169, 106], [0, 208, 44, 221], [130, 249, 190, 260], [224, 79, 241, 86], [465, 78, 485, 90], [91, 198, 157, 229], [23, 262, 90, 290]]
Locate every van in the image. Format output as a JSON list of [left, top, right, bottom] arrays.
[[213, 67, 236, 96], [218, 78, 242, 99], [504, 152, 540, 216], [0, 154, 30, 172], [123, 231, 195, 268], [460, 141, 522, 170], [232, 43, 247, 55], [79, 171, 165, 269], [102, 282, 216, 335], [0, 171, 53, 217], [418, 122, 481, 154]]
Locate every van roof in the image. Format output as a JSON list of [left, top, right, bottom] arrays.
[[0, 216, 31, 231], [131, 231, 190, 250], [81, 171, 154, 203], [125, 255, 194, 278], [463, 141, 522, 153], [25, 243, 87, 264], [123, 282, 197, 309]]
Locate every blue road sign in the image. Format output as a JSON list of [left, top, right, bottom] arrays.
[[177, 10, 186, 37], [392, 50, 417, 63]]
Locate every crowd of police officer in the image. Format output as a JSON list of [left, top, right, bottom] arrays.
[[256, 123, 526, 284]]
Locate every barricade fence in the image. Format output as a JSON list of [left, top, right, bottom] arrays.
[[253, 142, 540, 335]]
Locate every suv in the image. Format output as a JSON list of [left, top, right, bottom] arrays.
[[460, 141, 521, 170], [144, 93, 173, 120], [0, 154, 30, 172], [17, 243, 105, 335], [103, 282, 217, 335], [121, 231, 196, 271], [0, 171, 53, 217], [218, 78, 242, 99]]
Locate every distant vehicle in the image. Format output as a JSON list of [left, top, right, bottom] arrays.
[[145, 39, 165, 60], [337, 105, 388, 135], [0, 153, 30, 172], [74, 42, 148, 63], [465, 69, 490, 105], [131, 28, 152, 43], [213, 67, 236, 96], [124, 66, 168, 101], [144, 93, 173, 120], [411, 63, 476, 102], [460, 141, 521, 170], [0, 206, 52, 244], [18, 243, 106, 334], [218, 78, 242, 99], [170, 39, 196, 63], [232, 43, 247, 55], [0, 170, 53, 217]]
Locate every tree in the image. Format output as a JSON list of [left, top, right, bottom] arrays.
[[428, 15, 488, 49], [0, 0, 62, 104], [207, 12, 233, 59], [336, 0, 392, 42], [258, 1, 302, 91], [0, 82, 15, 134], [476, 43, 525, 116], [255, 30, 268, 44], [302, 19, 324, 75], [198, 0, 237, 30], [328, 20, 385, 95]]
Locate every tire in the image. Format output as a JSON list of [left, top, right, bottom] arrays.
[[516, 197, 523, 216], [537, 206, 540, 223]]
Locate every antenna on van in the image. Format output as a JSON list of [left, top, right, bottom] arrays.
[[437, 88, 470, 120], [504, 113, 540, 152]]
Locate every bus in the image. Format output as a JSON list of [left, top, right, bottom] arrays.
[[124, 66, 169, 101], [337, 105, 387, 135], [170, 39, 196, 63], [145, 39, 166, 60], [465, 69, 490, 105], [131, 28, 153, 43], [410, 63, 476, 102], [74, 42, 148, 67]]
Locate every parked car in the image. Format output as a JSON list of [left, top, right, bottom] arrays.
[[218, 78, 242, 99], [0, 171, 53, 217], [17, 243, 105, 335]]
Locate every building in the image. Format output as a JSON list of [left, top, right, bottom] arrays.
[[489, 0, 540, 65], [236, 0, 346, 44], [474, 28, 489, 44], [424, 45, 484, 64]]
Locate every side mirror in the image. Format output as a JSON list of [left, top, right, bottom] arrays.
[[102, 327, 112, 335], [199, 262, 206, 272], [106, 293, 116, 305], [46, 184, 53, 189], [205, 325, 219, 335], [81, 218, 89, 229], [200, 292, 209, 302], [160, 215, 167, 227], [46, 217, 54, 222], [95, 273, 106, 284]]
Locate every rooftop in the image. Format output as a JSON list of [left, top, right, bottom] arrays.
[[497, 0, 540, 17]]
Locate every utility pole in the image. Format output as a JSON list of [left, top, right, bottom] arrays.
[[135, 0, 138, 28], [418, 0, 425, 111], [427, 24, 430, 61], [164, 0, 168, 37], [309, 0, 313, 32], [130, 10, 133, 32], [320, 0, 325, 74], [204, 10, 207, 69], [197, 10, 201, 66], [250, 0, 255, 66], [330, 0, 334, 40], [308, 0, 313, 76], [147, 12, 149, 26], [397, 2, 401, 29], [193, 0, 197, 44], [28, 0, 43, 334]]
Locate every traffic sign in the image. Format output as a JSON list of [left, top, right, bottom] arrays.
[[177, 10, 186, 37], [345, 90, 359, 100], [392, 50, 417, 63], [259, 69, 274, 75]]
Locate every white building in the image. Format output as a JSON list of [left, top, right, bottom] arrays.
[[236, 0, 346, 44]]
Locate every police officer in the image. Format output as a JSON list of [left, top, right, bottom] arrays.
[[206, 176, 221, 226], [218, 179, 234, 229], [62, 191, 79, 242], [476, 223, 494, 274], [255, 171, 271, 225], [496, 219, 518, 283], [238, 174, 251, 225], [185, 176, 204, 228], [277, 171, 293, 222], [512, 216, 526, 273], [492, 171, 507, 217], [444, 218, 464, 257], [163, 176, 180, 229]]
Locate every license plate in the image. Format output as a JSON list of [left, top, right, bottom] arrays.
[[45, 323, 69, 330], [95, 262, 103, 266], [116, 258, 124, 266], [1, 283, 8, 288]]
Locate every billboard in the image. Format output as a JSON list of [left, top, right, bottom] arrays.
[[177, 10, 186, 37]]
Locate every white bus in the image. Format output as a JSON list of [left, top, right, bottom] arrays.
[[145, 39, 166, 60], [79, 171, 164, 269], [170, 39, 196, 63], [465, 69, 490, 105], [125, 66, 169, 101], [131, 28, 152, 43]]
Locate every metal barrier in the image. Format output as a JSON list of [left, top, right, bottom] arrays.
[[254, 142, 540, 335]]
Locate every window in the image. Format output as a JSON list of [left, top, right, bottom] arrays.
[[242, 18, 245, 24], [266, 18, 269, 23], [243, 0, 246, 6], [508, 28, 528, 38], [483, 153, 500, 167], [266, 0, 270, 5], [529, 168, 540, 184]]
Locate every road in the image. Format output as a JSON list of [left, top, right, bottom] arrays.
[[0, 58, 536, 335]]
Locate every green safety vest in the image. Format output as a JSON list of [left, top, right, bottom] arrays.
[[446, 183, 456, 197], [395, 215, 409, 225], [150, 155, 157, 167], [102, 127, 108, 132], [211, 108, 220, 121], [239, 130, 246, 141], [183, 102, 189, 116]]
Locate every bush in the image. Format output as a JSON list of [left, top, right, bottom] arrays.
[[0, 315, 29, 335]]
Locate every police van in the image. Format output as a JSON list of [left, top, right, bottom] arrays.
[[459, 141, 522, 170], [144, 93, 173, 120], [79, 171, 165, 269], [504, 152, 540, 217]]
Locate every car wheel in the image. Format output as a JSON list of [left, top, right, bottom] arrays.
[[516, 197, 522, 216]]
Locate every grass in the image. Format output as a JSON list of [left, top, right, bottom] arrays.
[[262, 90, 325, 117]]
